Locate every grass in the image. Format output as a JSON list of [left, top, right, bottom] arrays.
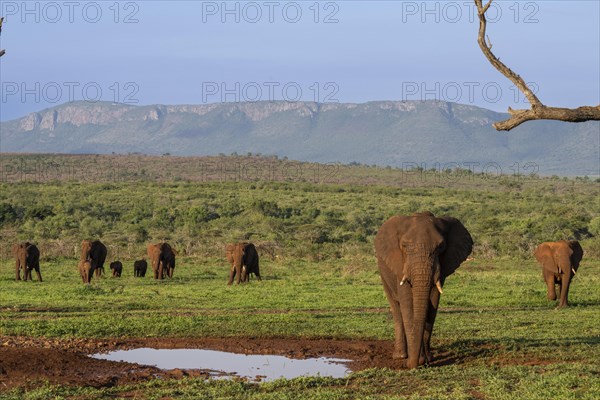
[[1, 255, 599, 399], [3, 363, 599, 400]]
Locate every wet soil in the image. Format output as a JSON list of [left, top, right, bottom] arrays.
[[0, 336, 387, 390], [0, 335, 522, 391]]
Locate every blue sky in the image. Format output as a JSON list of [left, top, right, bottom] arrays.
[[0, 0, 598, 120]]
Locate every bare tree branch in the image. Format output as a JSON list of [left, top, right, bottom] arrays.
[[0, 17, 5, 57], [475, 0, 600, 131]]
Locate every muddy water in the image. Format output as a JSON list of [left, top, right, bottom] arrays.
[[91, 348, 351, 382]]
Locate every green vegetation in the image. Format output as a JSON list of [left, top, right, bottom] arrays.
[[1, 154, 599, 398], [3, 363, 600, 400], [1, 155, 598, 261], [1, 257, 599, 398]]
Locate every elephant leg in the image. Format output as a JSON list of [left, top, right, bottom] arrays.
[[158, 261, 164, 280], [557, 272, 572, 308], [15, 260, 21, 281], [379, 265, 407, 359], [227, 265, 236, 285], [235, 264, 242, 284], [543, 269, 557, 301]]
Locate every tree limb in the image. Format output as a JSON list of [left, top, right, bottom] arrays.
[[474, 0, 600, 131], [0, 17, 5, 57]]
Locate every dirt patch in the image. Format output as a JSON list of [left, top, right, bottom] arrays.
[[0, 335, 549, 391], [0, 337, 219, 391], [0, 336, 390, 390]]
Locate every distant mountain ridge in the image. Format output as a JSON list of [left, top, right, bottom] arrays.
[[1, 100, 598, 176]]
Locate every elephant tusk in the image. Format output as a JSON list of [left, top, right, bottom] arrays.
[[435, 281, 443, 294], [571, 268, 577, 275], [400, 275, 407, 286]]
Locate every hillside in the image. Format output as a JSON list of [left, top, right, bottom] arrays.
[[1, 100, 598, 175]]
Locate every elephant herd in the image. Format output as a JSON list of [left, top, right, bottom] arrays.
[[12, 239, 261, 286], [11, 211, 584, 370], [374, 211, 584, 369], [76, 240, 179, 283]]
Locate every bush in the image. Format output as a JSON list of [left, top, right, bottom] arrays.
[[588, 216, 600, 237]]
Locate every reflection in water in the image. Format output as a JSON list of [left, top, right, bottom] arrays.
[[91, 348, 351, 382]]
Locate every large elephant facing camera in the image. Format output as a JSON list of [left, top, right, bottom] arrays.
[[13, 242, 42, 281], [147, 242, 176, 279], [534, 240, 583, 308], [375, 212, 473, 369], [226, 242, 261, 285], [80, 240, 107, 284]]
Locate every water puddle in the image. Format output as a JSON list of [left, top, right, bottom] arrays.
[[91, 348, 351, 382]]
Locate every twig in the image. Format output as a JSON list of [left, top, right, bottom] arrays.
[[0, 17, 5, 57]]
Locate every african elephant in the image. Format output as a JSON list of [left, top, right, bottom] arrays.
[[534, 240, 583, 308], [80, 240, 107, 284], [134, 259, 148, 277], [78, 259, 93, 284], [374, 211, 473, 369], [12, 242, 42, 282], [227, 242, 261, 285], [109, 261, 123, 277], [147, 242, 176, 279]]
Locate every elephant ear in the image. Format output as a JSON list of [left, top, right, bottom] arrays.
[[548, 242, 574, 275], [535, 243, 558, 273], [375, 216, 409, 276], [437, 217, 473, 278], [569, 241, 583, 268]]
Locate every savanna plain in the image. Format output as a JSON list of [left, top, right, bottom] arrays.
[[0, 154, 599, 399]]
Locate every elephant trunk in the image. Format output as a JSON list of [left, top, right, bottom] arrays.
[[407, 282, 430, 368], [558, 271, 572, 308], [404, 251, 439, 369]]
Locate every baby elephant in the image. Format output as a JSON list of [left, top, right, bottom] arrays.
[[110, 261, 123, 277], [78, 259, 93, 284], [134, 259, 148, 277]]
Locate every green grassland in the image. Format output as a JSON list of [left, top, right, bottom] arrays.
[[0, 154, 599, 398]]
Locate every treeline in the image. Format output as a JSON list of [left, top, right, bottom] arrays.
[[1, 177, 598, 261]]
